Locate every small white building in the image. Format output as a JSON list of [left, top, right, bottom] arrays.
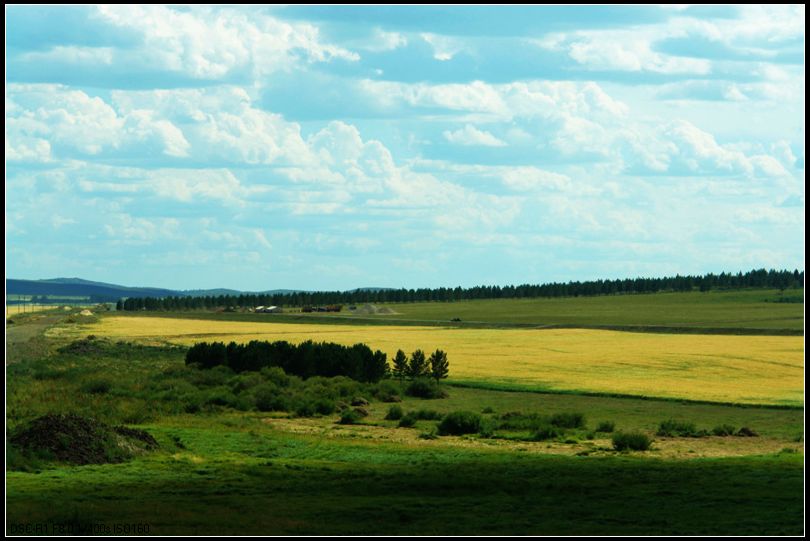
[[255, 305, 282, 313]]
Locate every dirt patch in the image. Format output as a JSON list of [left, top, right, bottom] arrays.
[[5, 313, 66, 365], [351, 304, 399, 315], [9, 414, 159, 466]]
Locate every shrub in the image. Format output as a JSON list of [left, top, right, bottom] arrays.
[[405, 378, 448, 399], [313, 398, 336, 416], [612, 431, 652, 451], [293, 400, 317, 418], [204, 386, 238, 407], [338, 409, 362, 425], [531, 425, 563, 441], [189, 365, 234, 387], [478, 419, 496, 438], [398, 413, 417, 428], [260, 366, 291, 387], [331, 377, 362, 399], [736, 426, 758, 437], [497, 412, 547, 431], [32, 368, 64, 380], [596, 421, 615, 433], [230, 372, 265, 393], [712, 424, 736, 436], [419, 428, 438, 440], [370, 380, 401, 403], [482, 406, 495, 414], [184, 401, 201, 414], [437, 411, 481, 436], [253, 383, 286, 412], [229, 394, 254, 412], [81, 378, 113, 394], [385, 405, 404, 421], [657, 419, 703, 437], [412, 409, 443, 421], [550, 412, 586, 429], [351, 407, 369, 418]]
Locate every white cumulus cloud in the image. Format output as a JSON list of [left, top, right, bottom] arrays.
[[443, 124, 507, 147]]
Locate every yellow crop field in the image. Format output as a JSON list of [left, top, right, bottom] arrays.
[[6, 304, 60, 316], [88, 316, 804, 406]]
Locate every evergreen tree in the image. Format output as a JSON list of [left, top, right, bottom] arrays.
[[407, 349, 428, 380], [429, 349, 449, 384], [392, 349, 408, 383]]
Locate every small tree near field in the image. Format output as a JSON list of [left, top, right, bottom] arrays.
[[429, 349, 449, 384], [392, 349, 408, 383], [407, 349, 428, 380]]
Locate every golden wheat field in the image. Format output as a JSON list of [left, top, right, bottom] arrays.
[[5, 304, 63, 316], [83, 316, 804, 406]]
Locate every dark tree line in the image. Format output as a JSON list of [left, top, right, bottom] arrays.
[[118, 268, 804, 311], [186, 340, 389, 382]]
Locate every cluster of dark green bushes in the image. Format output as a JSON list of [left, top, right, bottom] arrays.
[[388, 409, 611, 443], [150, 364, 402, 418], [385, 406, 444, 428], [612, 432, 652, 451], [186, 340, 389, 382], [384, 408, 661, 452], [11, 337, 453, 426], [657, 419, 758, 438], [118, 268, 803, 310], [403, 378, 448, 399]]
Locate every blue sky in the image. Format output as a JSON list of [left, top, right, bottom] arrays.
[[5, 5, 805, 291]]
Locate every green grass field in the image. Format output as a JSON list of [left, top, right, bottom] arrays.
[[7, 419, 804, 535], [383, 289, 804, 330], [5, 292, 805, 535], [125, 288, 804, 333]]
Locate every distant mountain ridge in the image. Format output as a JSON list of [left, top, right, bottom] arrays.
[[7, 278, 180, 301], [6, 278, 388, 302]]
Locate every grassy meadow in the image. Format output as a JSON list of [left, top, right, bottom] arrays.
[[5, 291, 805, 535], [112, 288, 805, 333], [77, 315, 805, 406], [288, 289, 804, 331], [7, 423, 804, 535]]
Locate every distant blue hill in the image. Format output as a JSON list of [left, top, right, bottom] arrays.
[[7, 278, 180, 301], [6, 278, 383, 302]]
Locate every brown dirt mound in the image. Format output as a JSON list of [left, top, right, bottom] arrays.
[[9, 413, 158, 465]]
